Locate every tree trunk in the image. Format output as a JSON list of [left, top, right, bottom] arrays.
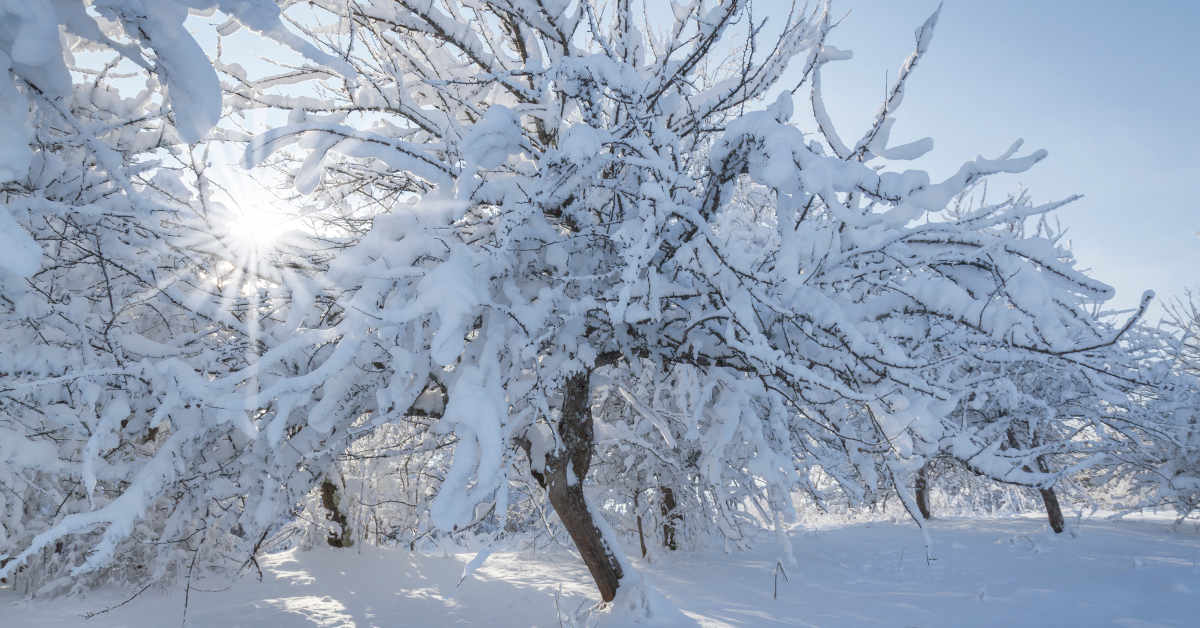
[[1038, 486, 1065, 533], [914, 464, 932, 520], [320, 475, 354, 548], [660, 486, 679, 550], [1006, 428, 1065, 534], [531, 371, 625, 602], [1034, 455, 1065, 533], [545, 470, 624, 601], [634, 490, 648, 558]]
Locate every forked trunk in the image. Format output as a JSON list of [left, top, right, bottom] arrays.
[[914, 464, 932, 520], [531, 371, 625, 602]]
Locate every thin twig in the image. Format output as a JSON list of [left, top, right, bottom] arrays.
[[181, 544, 201, 627], [81, 582, 153, 620]]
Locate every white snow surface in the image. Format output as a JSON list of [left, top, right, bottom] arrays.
[[4, 516, 1198, 627], [0, 207, 40, 277]]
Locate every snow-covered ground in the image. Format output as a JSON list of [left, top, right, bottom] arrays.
[[4, 517, 1198, 627]]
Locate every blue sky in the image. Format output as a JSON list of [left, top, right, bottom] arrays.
[[774, 0, 1199, 314], [198, 1, 1197, 315]]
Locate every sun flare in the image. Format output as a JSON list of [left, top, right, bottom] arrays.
[[228, 207, 288, 252], [212, 159, 299, 262]]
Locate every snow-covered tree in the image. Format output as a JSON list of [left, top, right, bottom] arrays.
[[0, 0, 1163, 609], [1094, 295, 1200, 520], [1155, 302, 1200, 517], [212, 0, 1153, 600], [0, 0, 351, 595]]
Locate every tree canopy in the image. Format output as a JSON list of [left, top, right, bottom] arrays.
[[0, 0, 1194, 607]]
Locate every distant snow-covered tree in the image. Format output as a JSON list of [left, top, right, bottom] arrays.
[[1101, 295, 1200, 520]]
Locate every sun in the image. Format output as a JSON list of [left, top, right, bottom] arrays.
[[228, 206, 288, 252], [210, 159, 298, 261]]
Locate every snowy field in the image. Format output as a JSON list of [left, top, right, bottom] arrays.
[[4, 516, 1198, 627]]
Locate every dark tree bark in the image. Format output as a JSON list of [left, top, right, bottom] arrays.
[[525, 371, 625, 602], [914, 464, 932, 520], [1034, 456, 1065, 533], [660, 486, 679, 550], [1038, 486, 1065, 533], [634, 490, 648, 558], [1006, 429, 1065, 534], [320, 476, 354, 548]]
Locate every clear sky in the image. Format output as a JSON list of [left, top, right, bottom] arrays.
[[772, 0, 1199, 315], [198, 1, 1198, 316]]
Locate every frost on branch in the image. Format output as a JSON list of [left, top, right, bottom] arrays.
[[0, 0, 1186, 606], [0, 0, 353, 595], [210, 0, 1154, 599]]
